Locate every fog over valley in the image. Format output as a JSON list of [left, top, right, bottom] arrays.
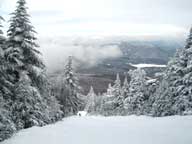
[[39, 36, 122, 72], [38, 35, 184, 73]]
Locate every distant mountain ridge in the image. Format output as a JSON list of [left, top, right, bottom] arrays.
[[48, 36, 184, 94]]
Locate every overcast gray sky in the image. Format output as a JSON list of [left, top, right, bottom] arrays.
[[0, 0, 191, 36]]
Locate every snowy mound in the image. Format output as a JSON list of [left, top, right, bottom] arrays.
[[77, 111, 87, 116]]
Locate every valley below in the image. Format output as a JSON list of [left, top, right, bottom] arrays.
[[48, 37, 183, 94]]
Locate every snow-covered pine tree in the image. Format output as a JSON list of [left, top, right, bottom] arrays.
[[0, 96, 16, 142], [106, 83, 113, 97], [143, 79, 159, 115], [101, 83, 115, 116], [12, 72, 63, 129], [185, 27, 192, 49], [112, 73, 121, 97], [34, 72, 63, 122], [0, 16, 5, 46], [94, 93, 104, 115], [60, 56, 82, 116], [0, 16, 13, 98], [101, 74, 123, 116], [5, 0, 44, 88], [113, 75, 129, 115], [121, 75, 129, 99], [152, 47, 187, 116], [114, 74, 129, 115], [0, 15, 16, 142], [4, 0, 63, 129], [109, 73, 121, 115], [44, 83, 63, 122], [100, 94, 116, 116], [12, 72, 51, 129], [152, 27, 192, 116], [178, 27, 192, 115], [84, 86, 96, 114], [152, 78, 172, 116], [124, 69, 147, 115], [95, 93, 104, 115]]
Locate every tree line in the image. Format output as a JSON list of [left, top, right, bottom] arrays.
[[85, 27, 192, 117]]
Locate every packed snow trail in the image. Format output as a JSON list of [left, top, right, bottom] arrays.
[[2, 116, 192, 144]]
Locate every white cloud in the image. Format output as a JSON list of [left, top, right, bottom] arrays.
[[35, 22, 187, 37], [1, 0, 190, 72], [1, 0, 191, 36], [39, 36, 122, 71]]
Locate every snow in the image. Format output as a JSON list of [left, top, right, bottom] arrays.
[[2, 116, 192, 144], [13, 36, 23, 42], [130, 63, 167, 68], [77, 111, 87, 116], [146, 79, 157, 84]]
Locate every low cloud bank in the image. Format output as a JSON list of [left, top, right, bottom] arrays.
[[39, 36, 122, 72]]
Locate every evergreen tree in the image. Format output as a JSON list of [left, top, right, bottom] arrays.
[[143, 79, 159, 115], [121, 75, 129, 99], [106, 83, 113, 97], [45, 84, 63, 122], [12, 72, 50, 129], [152, 79, 173, 116], [84, 86, 96, 114], [113, 74, 128, 115], [4, 0, 63, 130], [101, 74, 123, 116], [112, 73, 121, 97], [152, 27, 192, 116], [60, 56, 82, 116], [185, 27, 192, 49], [94, 94, 104, 115], [0, 16, 5, 45], [100, 95, 116, 116], [5, 0, 44, 87], [0, 96, 16, 142], [113, 75, 129, 115], [124, 69, 147, 115], [0, 16, 13, 98], [0, 15, 16, 142], [101, 83, 115, 115]]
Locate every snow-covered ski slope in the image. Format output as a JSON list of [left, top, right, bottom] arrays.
[[2, 116, 192, 144]]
